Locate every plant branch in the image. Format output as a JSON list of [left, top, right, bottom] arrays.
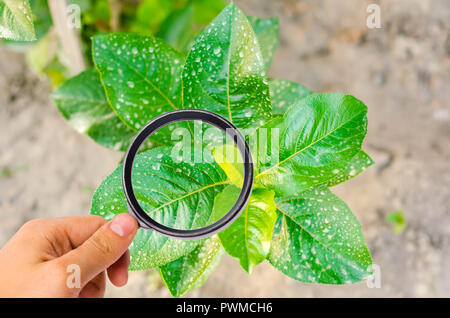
[[48, 0, 86, 76], [108, 0, 122, 31]]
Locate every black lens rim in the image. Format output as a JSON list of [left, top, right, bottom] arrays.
[[122, 109, 254, 240]]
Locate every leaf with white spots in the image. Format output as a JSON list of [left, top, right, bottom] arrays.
[[269, 186, 373, 284], [3, 0, 52, 46], [159, 235, 224, 297], [51, 68, 136, 151], [213, 186, 277, 274], [183, 2, 272, 129], [256, 93, 368, 197], [0, 0, 35, 41], [247, 16, 279, 71], [269, 79, 312, 115], [90, 147, 228, 269], [92, 33, 185, 144], [327, 150, 374, 187]]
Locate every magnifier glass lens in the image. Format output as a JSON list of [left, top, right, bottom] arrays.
[[131, 120, 244, 231]]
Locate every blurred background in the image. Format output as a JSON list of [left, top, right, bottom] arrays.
[[0, 0, 449, 297]]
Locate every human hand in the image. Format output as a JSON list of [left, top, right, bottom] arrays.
[[0, 214, 138, 298]]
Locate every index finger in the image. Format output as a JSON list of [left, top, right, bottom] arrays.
[[46, 215, 108, 248]]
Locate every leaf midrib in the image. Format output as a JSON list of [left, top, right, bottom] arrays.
[[114, 54, 179, 110], [255, 110, 365, 179], [243, 203, 250, 269], [148, 180, 229, 215], [52, 95, 107, 105], [225, 7, 234, 123], [276, 205, 365, 273]]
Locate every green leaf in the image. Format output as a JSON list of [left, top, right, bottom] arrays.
[[256, 93, 368, 197], [131, 0, 174, 35], [269, 79, 312, 115], [25, 30, 53, 75], [90, 147, 228, 269], [157, 5, 195, 54], [386, 211, 407, 234], [25, 30, 71, 88], [247, 16, 279, 71], [212, 143, 244, 187], [0, 0, 36, 41], [269, 186, 373, 284], [191, 0, 226, 25], [51, 68, 135, 151], [82, 0, 109, 27], [92, 33, 185, 144], [183, 2, 272, 129], [159, 235, 224, 297], [213, 186, 277, 273], [327, 150, 374, 187], [28, 0, 52, 41], [44, 57, 70, 88]]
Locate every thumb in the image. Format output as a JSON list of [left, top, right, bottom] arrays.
[[57, 213, 138, 287]]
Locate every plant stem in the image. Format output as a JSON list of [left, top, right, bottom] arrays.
[[108, 0, 122, 31], [48, 0, 86, 76]]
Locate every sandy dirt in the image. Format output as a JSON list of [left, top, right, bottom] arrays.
[[0, 0, 449, 297]]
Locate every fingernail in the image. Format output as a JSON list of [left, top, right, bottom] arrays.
[[110, 213, 136, 237]]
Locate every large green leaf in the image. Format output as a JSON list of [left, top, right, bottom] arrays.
[[92, 33, 185, 143], [213, 186, 277, 273], [255, 93, 368, 197], [327, 150, 374, 187], [269, 79, 312, 115], [51, 68, 136, 151], [90, 147, 228, 269], [269, 186, 373, 284], [159, 235, 224, 297], [0, 0, 36, 41], [247, 16, 279, 71], [183, 2, 272, 129]]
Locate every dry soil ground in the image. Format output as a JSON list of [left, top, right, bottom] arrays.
[[0, 0, 449, 297]]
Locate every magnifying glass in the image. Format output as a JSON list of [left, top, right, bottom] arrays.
[[122, 110, 253, 240]]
